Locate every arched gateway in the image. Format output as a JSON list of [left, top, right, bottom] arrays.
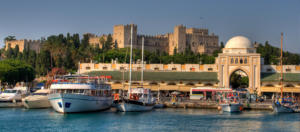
[[216, 36, 261, 93]]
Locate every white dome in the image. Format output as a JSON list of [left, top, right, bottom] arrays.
[[225, 36, 253, 49]]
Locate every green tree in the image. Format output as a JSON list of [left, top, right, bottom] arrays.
[[0, 59, 35, 86], [4, 36, 16, 42]]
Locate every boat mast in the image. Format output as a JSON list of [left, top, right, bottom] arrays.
[[141, 37, 144, 86], [129, 25, 133, 94], [280, 32, 283, 98]]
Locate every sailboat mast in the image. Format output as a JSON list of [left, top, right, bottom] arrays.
[[280, 32, 283, 98], [141, 37, 144, 86], [129, 25, 133, 94]]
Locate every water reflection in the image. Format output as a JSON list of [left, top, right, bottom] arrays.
[[0, 107, 299, 132]]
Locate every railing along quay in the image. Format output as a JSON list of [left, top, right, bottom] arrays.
[[159, 97, 274, 110]]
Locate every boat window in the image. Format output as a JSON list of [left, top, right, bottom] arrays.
[[192, 91, 203, 95], [84, 90, 91, 95], [33, 93, 48, 96], [3, 90, 17, 93], [67, 90, 73, 94], [91, 90, 96, 96], [79, 89, 84, 93]]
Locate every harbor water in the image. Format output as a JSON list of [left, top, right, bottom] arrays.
[[0, 108, 299, 132]]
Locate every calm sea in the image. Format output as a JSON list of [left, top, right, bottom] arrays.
[[0, 108, 299, 132]]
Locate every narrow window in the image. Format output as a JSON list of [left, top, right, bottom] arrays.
[[244, 58, 248, 64], [235, 58, 238, 64], [240, 58, 243, 64]]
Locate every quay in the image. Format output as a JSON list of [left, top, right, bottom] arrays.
[[161, 99, 274, 111]]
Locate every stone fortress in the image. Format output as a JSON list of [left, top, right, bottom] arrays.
[[5, 39, 41, 53], [4, 24, 219, 55], [90, 24, 219, 55]]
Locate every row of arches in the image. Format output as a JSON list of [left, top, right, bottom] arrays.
[[263, 83, 298, 87], [111, 81, 215, 86]]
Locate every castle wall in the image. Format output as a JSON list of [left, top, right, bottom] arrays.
[[186, 34, 219, 54], [110, 24, 219, 55], [136, 35, 169, 53], [113, 24, 137, 48], [89, 35, 108, 49], [5, 39, 41, 53]]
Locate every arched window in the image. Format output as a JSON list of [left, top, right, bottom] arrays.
[[285, 84, 294, 87], [240, 58, 243, 64], [235, 58, 238, 64], [244, 58, 248, 64], [265, 84, 274, 87]]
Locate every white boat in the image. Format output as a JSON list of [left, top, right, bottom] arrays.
[[219, 95, 243, 112], [114, 29, 155, 112], [48, 77, 112, 113], [115, 88, 155, 112], [23, 89, 51, 109], [0, 88, 26, 107]]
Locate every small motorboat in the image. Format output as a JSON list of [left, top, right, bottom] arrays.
[[23, 89, 51, 109]]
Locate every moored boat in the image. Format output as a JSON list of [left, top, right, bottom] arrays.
[[23, 89, 51, 109], [48, 76, 112, 113], [0, 87, 27, 108], [219, 93, 243, 112], [115, 88, 155, 112]]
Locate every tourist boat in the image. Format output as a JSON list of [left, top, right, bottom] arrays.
[[114, 28, 155, 112], [272, 33, 295, 113], [0, 87, 27, 107], [23, 89, 51, 109], [219, 92, 243, 112], [48, 76, 112, 113]]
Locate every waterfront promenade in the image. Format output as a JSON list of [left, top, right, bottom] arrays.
[[160, 97, 300, 111]]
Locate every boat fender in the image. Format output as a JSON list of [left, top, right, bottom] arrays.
[[217, 106, 222, 111], [239, 106, 243, 111]]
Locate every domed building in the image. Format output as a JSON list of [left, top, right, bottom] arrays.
[[216, 36, 261, 93]]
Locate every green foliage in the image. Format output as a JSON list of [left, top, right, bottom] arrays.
[[257, 41, 300, 65], [4, 36, 16, 41], [230, 72, 249, 89], [0, 59, 35, 85]]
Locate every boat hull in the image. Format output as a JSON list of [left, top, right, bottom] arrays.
[[0, 100, 23, 108], [48, 93, 112, 113], [23, 96, 51, 109], [272, 103, 294, 113], [220, 103, 242, 112], [115, 100, 154, 112]]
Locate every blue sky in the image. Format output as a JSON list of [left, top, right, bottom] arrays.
[[0, 0, 299, 53]]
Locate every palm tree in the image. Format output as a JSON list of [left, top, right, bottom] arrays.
[[4, 36, 16, 42]]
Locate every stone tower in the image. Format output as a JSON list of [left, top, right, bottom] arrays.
[[169, 25, 186, 55], [113, 24, 137, 48]]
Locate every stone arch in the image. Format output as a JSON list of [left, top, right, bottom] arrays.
[[113, 81, 122, 84], [167, 82, 177, 85], [285, 84, 295, 87], [149, 81, 158, 85], [228, 67, 251, 89], [185, 82, 195, 86], [204, 83, 213, 86], [131, 82, 140, 85], [264, 84, 275, 87]]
